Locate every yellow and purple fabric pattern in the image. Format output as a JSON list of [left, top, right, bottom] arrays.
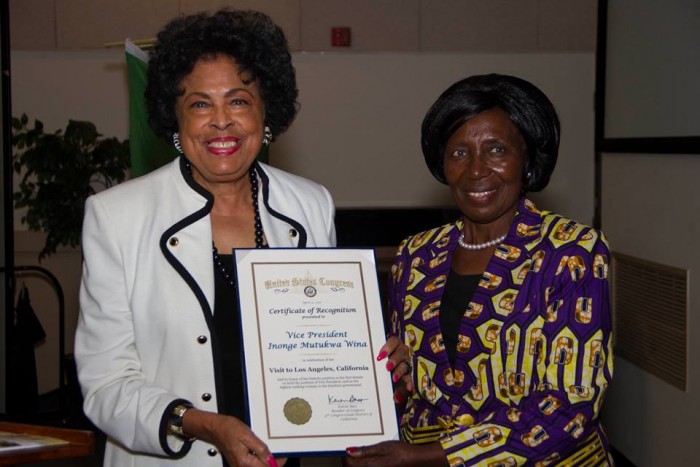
[[388, 198, 613, 466]]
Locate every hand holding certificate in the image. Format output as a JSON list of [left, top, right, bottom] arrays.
[[234, 248, 399, 456]]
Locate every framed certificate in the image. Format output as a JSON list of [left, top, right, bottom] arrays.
[[233, 248, 399, 456]]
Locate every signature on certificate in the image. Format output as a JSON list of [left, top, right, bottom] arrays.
[[328, 394, 368, 404]]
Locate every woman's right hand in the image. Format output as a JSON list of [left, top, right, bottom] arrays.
[[183, 409, 280, 467]]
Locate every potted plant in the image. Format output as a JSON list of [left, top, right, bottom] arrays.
[[11, 113, 130, 259]]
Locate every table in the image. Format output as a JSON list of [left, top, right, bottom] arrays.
[[0, 421, 94, 466]]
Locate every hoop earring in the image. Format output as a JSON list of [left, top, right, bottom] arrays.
[[262, 126, 272, 146], [173, 132, 183, 154]]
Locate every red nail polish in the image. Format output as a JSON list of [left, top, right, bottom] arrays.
[[394, 393, 405, 404], [267, 455, 279, 467], [392, 372, 399, 383], [346, 446, 358, 453], [386, 361, 395, 371], [376, 351, 387, 361]]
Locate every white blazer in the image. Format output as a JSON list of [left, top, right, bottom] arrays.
[[75, 158, 336, 466]]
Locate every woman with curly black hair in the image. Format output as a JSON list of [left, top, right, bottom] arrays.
[[75, 9, 336, 467]]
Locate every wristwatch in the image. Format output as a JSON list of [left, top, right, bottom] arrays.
[[169, 403, 196, 441]]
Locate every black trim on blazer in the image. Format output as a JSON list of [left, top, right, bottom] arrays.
[[158, 157, 231, 455], [159, 398, 194, 458], [159, 156, 214, 325], [178, 155, 216, 199], [254, 161, 308, 248]]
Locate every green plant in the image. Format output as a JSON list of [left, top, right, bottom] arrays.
[[12, 113, 130, 259]]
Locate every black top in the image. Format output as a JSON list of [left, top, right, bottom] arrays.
[[439, 269, 481, 368], [212, 253, 247, 422]]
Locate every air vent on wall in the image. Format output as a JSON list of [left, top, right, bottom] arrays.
[[612, 252, 687, 391]]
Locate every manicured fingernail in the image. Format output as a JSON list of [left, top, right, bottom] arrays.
[[346, 446, 358, 453], [407, 382, 414, 393], [267, 455, 279, 467], [386, 361, 395, 371], [392, 372, 400, 383], [376, 351, 387, 361], [394, 393, 405, 404]]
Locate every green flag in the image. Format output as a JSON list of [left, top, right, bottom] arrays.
[[125, 40, 269, 176], [125, 39, 178, 177]]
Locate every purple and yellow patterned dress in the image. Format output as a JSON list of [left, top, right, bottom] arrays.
[[388, 197, 613, 466]]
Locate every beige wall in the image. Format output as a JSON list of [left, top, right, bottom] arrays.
[[275, 52, 594, 218], [10, 0, 597, 52], [601, 153, 700, 465]]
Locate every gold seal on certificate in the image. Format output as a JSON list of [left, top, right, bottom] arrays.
[[283, 398, 312, 425]]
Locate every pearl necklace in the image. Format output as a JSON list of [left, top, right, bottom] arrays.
[[212, 166, 265, 288], [457, 232, 507, 251]]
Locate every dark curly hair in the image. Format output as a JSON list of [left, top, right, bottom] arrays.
[[421, 74, 560, 193], [145, 9, 298, 142]]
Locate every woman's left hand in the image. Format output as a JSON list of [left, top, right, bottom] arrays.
[[344, 441, 448, 467], [376, 336, 414, 403]]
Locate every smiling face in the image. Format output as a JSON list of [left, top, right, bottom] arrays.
[[175, 55, 265, 190], [444, 107, 527, 232]]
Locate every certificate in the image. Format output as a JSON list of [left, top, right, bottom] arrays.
[[234, 248, 399, 456]]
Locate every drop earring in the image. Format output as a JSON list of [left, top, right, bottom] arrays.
[[173, 132, 183, 154], [262, 126, 272, 146]]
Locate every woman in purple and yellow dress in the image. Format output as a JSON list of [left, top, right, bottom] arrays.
[[346, 74, 613, 466]]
